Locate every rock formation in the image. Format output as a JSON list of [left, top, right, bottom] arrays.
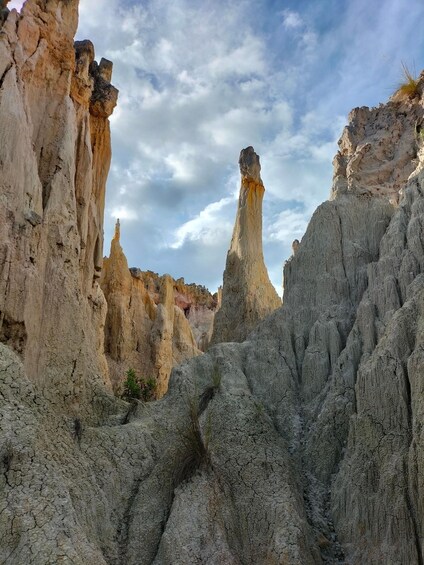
[[0, 0, 117, 417], [3, 2, 424, 564], [138, 270, 218, 350], [101, 221, 201, 396], [0, 0, 10, 23], [211, 146, 281, 344]]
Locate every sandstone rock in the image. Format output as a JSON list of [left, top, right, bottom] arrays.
[[101, 222, 200, 396], [211, 146, 281, 344], [134, 270, 218, 351], [0, 0, 117, 417]]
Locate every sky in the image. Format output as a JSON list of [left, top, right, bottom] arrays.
[[10, 0, 424, 294]]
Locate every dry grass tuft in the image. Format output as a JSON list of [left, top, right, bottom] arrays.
[[174, 397, 211, 486], [198, 366, 221, 414], [392, 62, 420, 101]]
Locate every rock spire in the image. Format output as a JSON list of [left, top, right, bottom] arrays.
[[211, 146, 281, 344], [114, 218, 120, 240]]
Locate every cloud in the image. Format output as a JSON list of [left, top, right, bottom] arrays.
[[282, 10, 303, 30], [171, 196, 235, 249], [74, 0, 424, 293], [265, 208, 309, 244], [8, 1, 23, 10], [110, 206, 139, 221]]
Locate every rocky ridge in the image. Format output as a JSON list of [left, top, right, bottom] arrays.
[[134, 269, 218, 351], [2, 2, 424, 565], [100, 220, 201, 397]]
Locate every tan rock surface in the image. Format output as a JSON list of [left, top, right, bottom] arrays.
[[211, 146, 281, 344], [101, 222, 200, 396], [139, 270, 218, 350], [0, 0, 117, 417]]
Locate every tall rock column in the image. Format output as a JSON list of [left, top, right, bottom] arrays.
[[151, 275, 175, 398], [0, 1, 117, 414], [101, 220, 134, 364], [211, 146, 281, 344]]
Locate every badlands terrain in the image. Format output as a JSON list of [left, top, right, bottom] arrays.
[[1, 1, 424, 564]]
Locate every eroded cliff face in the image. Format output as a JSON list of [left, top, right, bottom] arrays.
[[101, 221, 201, 397], [138, 270, 218, 350], [211, 146, 281, 345], [0, 0, 117, 417], [2, 2, 424, 564]]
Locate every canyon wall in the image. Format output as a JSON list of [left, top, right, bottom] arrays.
[[2, 2, 424, 564], [0, 0, 117, 418], [211, 146, 281, 345]]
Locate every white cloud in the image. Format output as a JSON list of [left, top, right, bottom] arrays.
[[207, 35, 267, 78], [74, 0, 424, 292], [8, 1, 23, 10], [110, 206, 139, 222], [171, 196, 235, 249], [282, 10, 303, 29], [265, 208, 309, 244]]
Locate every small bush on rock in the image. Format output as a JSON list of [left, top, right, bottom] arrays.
[[121, 368, 156, 401]]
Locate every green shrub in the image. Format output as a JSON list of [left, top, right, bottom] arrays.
[[122, 368, 157, 401]]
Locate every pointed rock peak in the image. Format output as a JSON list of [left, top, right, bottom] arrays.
[[159, 274, 175, 308], [292, 239, 300, 255], [210, 147, 281, 344], [239, 146, 262, 184], [74, 39, 95, 63], [113, 218, 120, 241]]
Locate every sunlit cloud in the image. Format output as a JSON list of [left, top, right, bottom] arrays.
[[8, 0, 24, 10], [74, 0, 424, 292], [110, 206, 139, 222], [171, 196, 235, 249]]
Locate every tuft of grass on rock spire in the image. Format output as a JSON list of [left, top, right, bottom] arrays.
[[392, 62, 420, 101]]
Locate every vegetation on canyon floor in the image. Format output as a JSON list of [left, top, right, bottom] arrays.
[[121, 368, 157, 401]]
